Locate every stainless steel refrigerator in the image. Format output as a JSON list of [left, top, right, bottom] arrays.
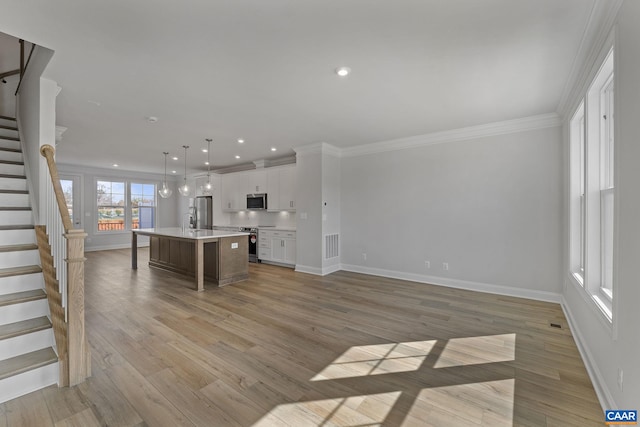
[[194, 196, 213, 229]]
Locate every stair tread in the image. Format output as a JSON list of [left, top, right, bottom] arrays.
[[0, 289, 46, 307], [0, 347, 57, 381], [0, 160, 24, 166], [0, 116, 15, 122], [0, 174, 26, 179], [0, 317, 51, 342], [0, 139, 20, 144], [0, 265, 42, 278], [0, 207, 31, 211], [0, 225, 34, 230], [0, 124, 18, 131], [0, 244, 38, 253]]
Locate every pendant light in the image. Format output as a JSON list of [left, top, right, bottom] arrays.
[[204, 138, 213, 192], [178, 145, 193, 197], [158, 152, 173, 198]]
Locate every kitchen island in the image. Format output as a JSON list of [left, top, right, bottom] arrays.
[[132, 227, 249, 291]]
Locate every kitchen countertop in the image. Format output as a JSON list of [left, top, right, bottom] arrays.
[[258, 226, 296, 232], [212, 225, 297, 232], [134, 227, 248, 240]]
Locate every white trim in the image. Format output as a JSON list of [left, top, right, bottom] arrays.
[[340, 114, 562, 158], [294, 264, 324, 276], [561, 295, 614, 411], [567, 273, 614, 335], [322, 264, 341, 276], [293, 142, 341, 157], [339, 264, 562, 303], [557, 0, 623, 116]]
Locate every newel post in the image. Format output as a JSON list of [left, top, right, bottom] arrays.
[[65, 228, 90, 385]]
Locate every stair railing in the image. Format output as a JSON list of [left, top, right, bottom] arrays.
[[39, 144, 90, 386]]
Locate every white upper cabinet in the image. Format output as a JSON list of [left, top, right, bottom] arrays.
[[220, 165, 295, 212], [247, 170, 267, 194], [267, 165, 296, 211], [221, 173, 247, 211]]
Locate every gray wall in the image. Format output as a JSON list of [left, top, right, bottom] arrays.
[[340, 126, 563, 298], [57, 163, 178, 251]]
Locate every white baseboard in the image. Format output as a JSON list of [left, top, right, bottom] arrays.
[[339, 263, 562, 303], [294, 264, 324, 275], [561, 295, 614, 410], [85, 243, 149, 252], [0, 362, 58, 404]]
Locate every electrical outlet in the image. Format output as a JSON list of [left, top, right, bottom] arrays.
[[425, 261, 430, 269], [443, 262, 449, 271], [618, 368, 624, 391], [362, 253, 367, 261]]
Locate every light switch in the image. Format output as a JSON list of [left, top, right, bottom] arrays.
[[231, 242, 238, 249]]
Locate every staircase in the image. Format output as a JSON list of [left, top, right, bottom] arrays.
[[0, 115, 58, 403]]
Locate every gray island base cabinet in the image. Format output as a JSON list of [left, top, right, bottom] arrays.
[[132, 228, 249, 291]]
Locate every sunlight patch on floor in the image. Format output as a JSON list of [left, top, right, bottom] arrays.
[[402, 379, 515, 426], [311, 341, 437, 381], [252, 392, 401, 427], [434, 334, 515, 368]]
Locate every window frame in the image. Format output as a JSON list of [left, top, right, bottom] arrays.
[[94, 178, 157, 235], [568, 47, 615, 324]]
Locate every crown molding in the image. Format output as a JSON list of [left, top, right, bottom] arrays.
[[293, 142, 341, 157], [556, 0, 623, 118], [340, 113, 562, 158]]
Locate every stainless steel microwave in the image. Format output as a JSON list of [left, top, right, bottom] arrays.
[[247, 193, 267, 210]]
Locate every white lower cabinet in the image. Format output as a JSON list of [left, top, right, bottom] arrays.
[[258, 230, 296, 266]]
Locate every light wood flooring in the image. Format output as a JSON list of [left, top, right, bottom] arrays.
[[0, 248, 603, 426]]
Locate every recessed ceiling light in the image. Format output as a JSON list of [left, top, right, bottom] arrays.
[[271, 147, 277, 152], [205, 161, 210, 165], [146, 116, 158, 123], [235, 155, 240, 159], [172, 156, 178, 161], [202, 149, 208, 153], [237, 139, 244, 144], [335, 66, 351, 77], [112, 163, 119, 167], [171, 170, 177, 174]]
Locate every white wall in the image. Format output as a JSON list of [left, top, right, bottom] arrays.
[[322, 152, 341, 272], [340, 126, 563, 300], [294, 148, 323, 273], [57, 163, 178, 251], [15, 45, 54, 224], [562, 0, 640, 410]]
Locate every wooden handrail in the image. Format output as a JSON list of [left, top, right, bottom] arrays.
[[40, 144, 73, 231], [39, 143, 90, 386], [0, 69, 19, 80]]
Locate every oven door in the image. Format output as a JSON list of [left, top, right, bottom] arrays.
[[248, 230, 258, 262]]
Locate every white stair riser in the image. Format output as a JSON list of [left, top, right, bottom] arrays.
[[0, 163, 24, 175], [0, 250, 40, 269], [0, 177, 27, 191], [0, 361, 58, 404], [0, 193, 30, 207], [0, 139, 20, 151], [0, 273, 44, 296], [0, 329, 54, 362], [0, 210, 32, 225], [0, 151, 22, 163], [0, 299, 49, 326], [0, 229, 36, 245]]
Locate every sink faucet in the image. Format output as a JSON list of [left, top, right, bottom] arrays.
[[182, 212, 193, 232]]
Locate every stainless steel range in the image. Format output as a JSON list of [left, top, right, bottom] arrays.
[[241, 227, 259, 263]]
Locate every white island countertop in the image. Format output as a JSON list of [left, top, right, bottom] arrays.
[[134, 227, 249, 240]]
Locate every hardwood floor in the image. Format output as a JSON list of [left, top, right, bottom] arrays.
[[0, 248, 603, 426]]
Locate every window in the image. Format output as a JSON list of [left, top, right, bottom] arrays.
[[569, 48, 614, 321], [97, 180, 125, 231], [131, 183, 156, 229], [60, 179, 74, 224], [96, 180, 156, 232]]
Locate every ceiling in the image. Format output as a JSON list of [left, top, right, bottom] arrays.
[[0, 0, 596, 174]]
